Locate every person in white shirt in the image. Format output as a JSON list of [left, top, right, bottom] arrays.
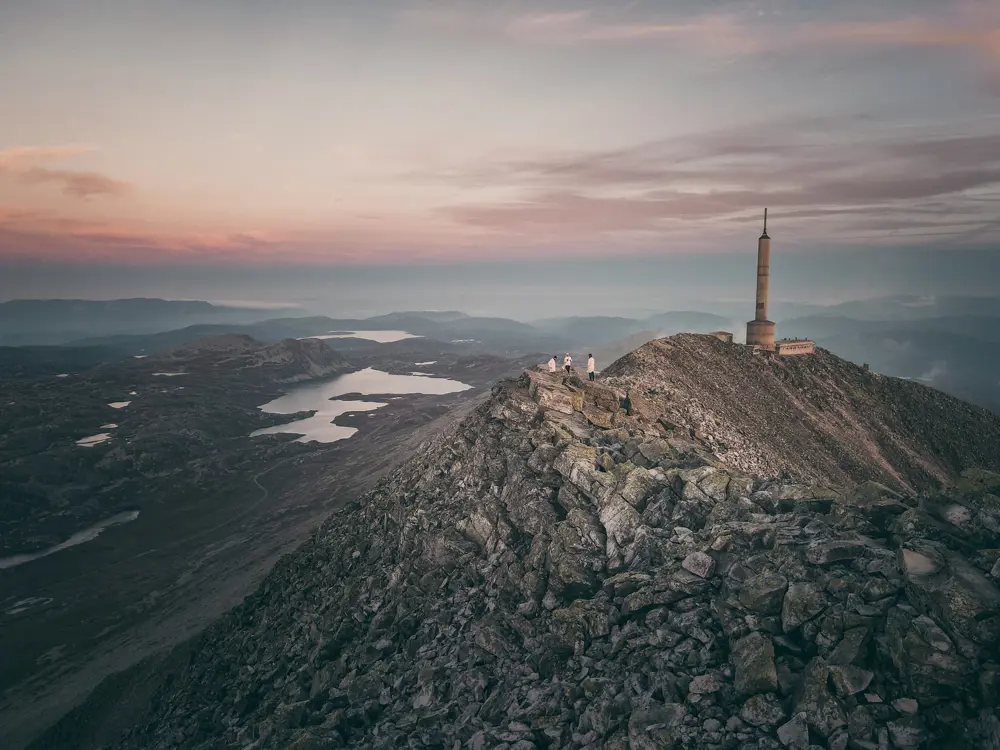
[[563, 353, 572, 374], [547, 355, 557, 373], [587, 353, 596, 381]]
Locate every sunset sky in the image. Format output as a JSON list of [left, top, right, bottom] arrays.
[[2, 0, 999, 307]]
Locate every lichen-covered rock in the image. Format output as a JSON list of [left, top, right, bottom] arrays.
[[741, 693, 787, 727], [681, 551, 716, 579], [795, 657, 847, 738], [777, 712, 810, 748], [829, 665, 874, 697], [627, 703, 686, 750], [781, 582, 827, 632], [740, 572, 789, 615], [899, 539, 1000, 650], [733, 632, 778, 695]]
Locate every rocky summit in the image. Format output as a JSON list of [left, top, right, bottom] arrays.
[[35, 335, 1000, 750]]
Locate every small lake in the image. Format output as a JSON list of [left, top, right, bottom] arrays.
[[0, 511, 140, 570], [304, 330, 421, 344], [251, 367, 472, 443]]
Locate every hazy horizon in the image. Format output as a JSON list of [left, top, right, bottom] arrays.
[[3, 244, 998, 319]]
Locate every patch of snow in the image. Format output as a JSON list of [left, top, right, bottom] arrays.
[[56, 374, 69, 378], [108, 401, 131, 409], [153, 372, 186, 377], [415, 361, 437, 366], [100, 423, 118, 429], [133, 355, 148, 359], [77, 433, 112, 447], [0, 511, 140, 570], [4, 597, 54, 616]]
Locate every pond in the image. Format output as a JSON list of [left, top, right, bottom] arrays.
[[251, 367, 472, 443]]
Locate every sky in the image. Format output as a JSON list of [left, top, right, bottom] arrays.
[[1, 0, 999, 310]]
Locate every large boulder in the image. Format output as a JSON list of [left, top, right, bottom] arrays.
[[899, 539, 1000, 652], [548, 510, 607, 601], [732, 632, 778, 695], [794, 657, 847, 738], [627, 703, 686, 750], [781, 582, 828, 633], [619, 467, 662, 511], [886, 608, 970, 703], [739, 572, 789, 615]]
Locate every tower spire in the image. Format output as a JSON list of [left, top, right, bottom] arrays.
[[746, 208, 775, 349]]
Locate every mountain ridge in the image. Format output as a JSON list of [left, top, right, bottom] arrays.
[[601, 335, 1000, 491], [31, 334, 1000, 750]]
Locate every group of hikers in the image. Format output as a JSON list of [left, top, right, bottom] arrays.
[[544, 352, 632, 415], [547, 352, 597, 381]]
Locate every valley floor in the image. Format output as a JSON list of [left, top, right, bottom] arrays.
[[0, 388, 485, 750]]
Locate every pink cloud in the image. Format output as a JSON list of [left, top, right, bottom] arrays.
[[19, 167, 132, 198], [0, 202, 495, 265], [0, 145, 132, 199]]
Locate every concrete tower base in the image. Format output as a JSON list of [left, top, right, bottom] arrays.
[[746, 319, 775, 350]]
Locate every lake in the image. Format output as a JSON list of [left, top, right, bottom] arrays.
[[251, 367, 472, 443], [304, 330, 421, 343], [0, 511, 140, 570]]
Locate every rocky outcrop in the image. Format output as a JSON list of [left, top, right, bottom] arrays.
[[34, 341, 1000, 750], [601, 334, 1000, 492]]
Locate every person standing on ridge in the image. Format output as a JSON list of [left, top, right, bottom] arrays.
[[547, 355, 557, 373], [587, 353, 596, 381], [563, 353, 572, 374]]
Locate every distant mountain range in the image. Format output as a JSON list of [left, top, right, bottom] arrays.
[[4, 295, 999, 413], [0, 298, 308, 346], [48, 310, 739, 360]]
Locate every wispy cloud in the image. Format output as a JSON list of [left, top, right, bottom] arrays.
[[0, 145, 132, 199], [402, 4, 764, 52], [403, 3, 1000, 89], [433, 120, 1000, 245]]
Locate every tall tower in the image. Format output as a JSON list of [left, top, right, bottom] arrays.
[[745, 209, 776, 350]]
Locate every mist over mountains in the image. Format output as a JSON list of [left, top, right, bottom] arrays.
[[4, 294, 999, 413], [0, 298, 307, 346]]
